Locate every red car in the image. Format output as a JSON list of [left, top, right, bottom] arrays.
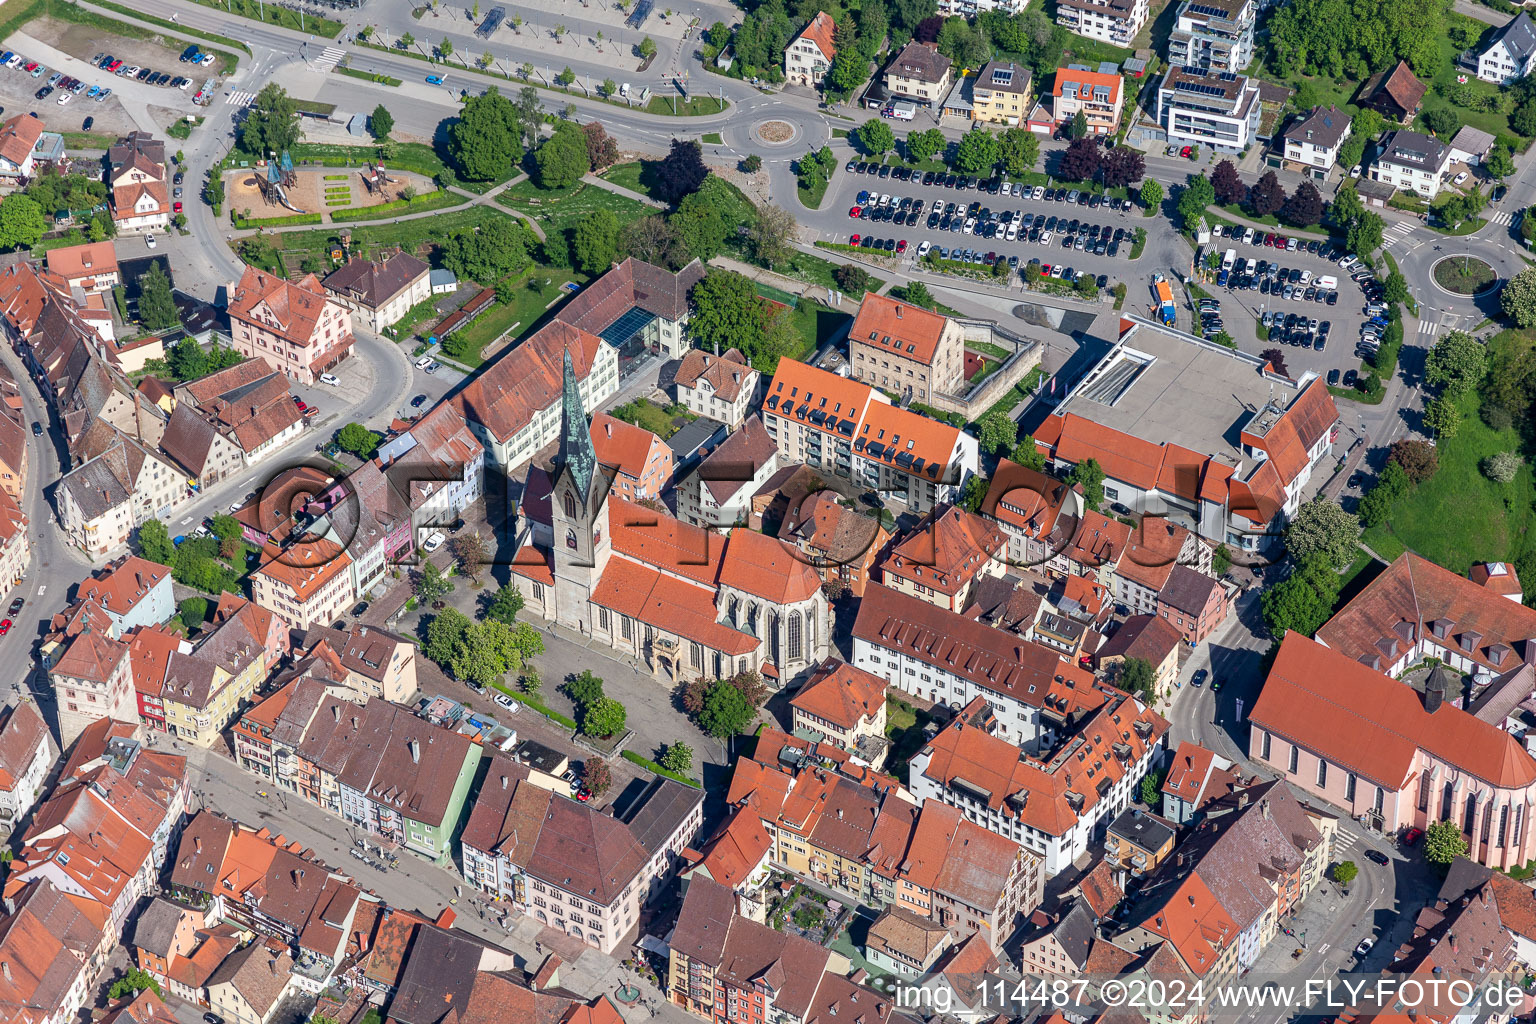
[[293, 397, 308, 412], [107, 59, 122, 71], [1180, 146, 1193, 158], [849, 206, 861, 218], [173, 201, 182, 212], [850, 233, 861, 246], [896, 239, 907, 253], [1264, 233, 1277, 246], [1041, 263, 1053, 276], [0, 619, 11, 635], [576, 789, 592, 802], [1402, 827, 1424, 846]]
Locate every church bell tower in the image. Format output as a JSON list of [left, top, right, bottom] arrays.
[[550, 347, 611, 633]]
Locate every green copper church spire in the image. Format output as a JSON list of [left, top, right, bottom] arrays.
[[558, 346, 596, 500]]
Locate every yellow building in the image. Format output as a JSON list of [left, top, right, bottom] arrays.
[[972, 61, 1034, 125]]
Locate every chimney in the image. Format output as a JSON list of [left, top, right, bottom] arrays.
[[500, 775, 508, 789], [1237, 791, 1249, 809], [333, 705, 341, 722], [194, 836, 202, 853], [2, 962, 10, 982], [605, 423, 612, 438], [895, 306, 903, 319], [409, 739, 420, 763]]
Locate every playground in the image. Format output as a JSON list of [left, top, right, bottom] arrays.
[[225, 154, 440, 221]]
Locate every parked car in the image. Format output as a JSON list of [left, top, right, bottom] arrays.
[[494, 693, 521, 713]]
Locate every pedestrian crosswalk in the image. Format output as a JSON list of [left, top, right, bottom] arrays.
[[311, 46, 345, 72], [1419, 320, 1440, 338], [1334, 829, 1362, 855], [225, 89, 255, 107], [1489, 209, 1515, 226], [1383, 221, 1415, 248]]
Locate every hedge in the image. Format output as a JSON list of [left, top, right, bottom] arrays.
[[328, 191, 462, 222], [491, 681, 577, 730], [232, 211, 323, 229], [620, 749, 702, 788]]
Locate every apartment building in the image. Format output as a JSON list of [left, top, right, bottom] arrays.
[[321, 251, 431, 333], [227, 268, 355, 386], [910, 693, 1168, 875], [762, 359, 978, 514], [788, 658, 890, 768], [1477, 10, 1536, 84], [1166, 0, 1255, 73], [46, 241, 120, 293], [972, 61, 1034, 125], [0, 113, 43, 185], [1161, 741, 1240, 825], [461, 756, 703, 954], [249, 539, 354, 630], [302, 623, 418, 703], [0, 702, 56, 830], [160, 359, 304, 487], [1095, 613, 1184, 702], [675, 416, 778, 529], [884, 41, 954, 106], [877, 503, 1006, 612], [591, 412, 672, 503], [849, 292, 965, 404], [0, 488, 25, 591], [673, 348, 758, 428], [1156, 66, 1263, 152], [554, 257, 704, 360], [1051, 68, 1126, 135], [108, 140, 169, 233], [1055, 0, 1149, 45], [46, 619, 137, 746], [777, 489, 888, 597], [0, 880, 100, 1024], [1280, 105, 1352, 178], [1371, 129, 1453, 200], [58, 430, 186, 557], [785, 12, 836, 88]]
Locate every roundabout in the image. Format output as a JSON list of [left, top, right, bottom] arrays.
[[753, 119, 799, 145], [1431, 255, 1498, 296]]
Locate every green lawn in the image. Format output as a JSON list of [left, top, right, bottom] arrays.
[[441, 270, 583, 369], [601, 161, 667, 202], [1361, 365, 1536, 573], [798, 172, 830, 210], [772, 250, 886, 295], [702, 132, 723, 144], [182, 0, 343, 36], [334, 66, 402, 87], [498, 180, 656, 239], [773, 299, 846, 371], [884, 697, 932, 784], [272, 206, 510, 263], [610, 397, 697, 439]]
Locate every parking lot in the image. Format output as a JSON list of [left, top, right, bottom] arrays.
[[1187, 223, 1388, 387], [825, 161, 1143, 290]]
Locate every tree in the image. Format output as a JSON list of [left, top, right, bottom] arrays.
[[336, 422, 379, 458], [1068, 458, 1105, 511], [1248, 170, 1286, 217], [438, 37, 453, 59], [368, 104, 394, 141], [1504, 267, 1536, 328], [1057, 137, 1101, 182], [450, 619, 542, 687], [1260, 347, 1290, 377], [1211, 159, 1245, 206], [833, 262, 874, 295], [977, 412, 1017, 455], [1140, 178, 1164, 210], [108, 970, 162, 1001], [136, 264, 179, 331], [954, 129, 1000, 175], [1177, 174, 1215, 230], [623, 215, 682, 269], [399, 30, 415, 50], [582, 696, 627, 737], [178, 596, 208, 631], [1261, 553, 1342, 639], [998, 127, 1039, 177], [486, 584, 524, 624], [856, 118, 896, 158], [1383, 270, 1411, 307], [448, 88, 524, 181], [1389, 439, 1439, 483], [936, 16, 991, 66], [639, 36, 656, 59], [534, 122, 591, 189], [1119, 657, 1155, 698], [572, 208, 621, 274], [601, 77, 618, 98], [1069, 110, 1088, 140], [1099, 147, 1145, 188], [139, 519, 175, 564], [0, 193, 44, 251], [1424, 819, 1469, 866], [1425, 331, 1487, 395], [424, 607, 471, 666], [697, 678, 756, 737], [1286, 499, 1360, 568], [240, 83, 301, 159], [1357, 461, 1410, 527], [689, 270, 762, 353], [1348, 210, 1384, 257], [655, 139, 708, 203], [1485, 450, 1523, 483], [898, 281, 936, 308], [1139, 771, 1163, 805], [671, 190, 730, 261], [660, 742, 694, 775], [825, 48, 868, 95], [565, 669, 606, 708], [1331, 861, 1358, 887], [1422, 106, 1459, 139], [584, 758, 613, 796], [748, 205, 798, 267], [582, 122, 619, 171], [1213, 544, 1232, 574], [1330, 183, 1364, 229], [1012, 436, 1045, 470], [452, 530, 487, 587], [741, 154, 762, 175], [1487, 144, 1516, 180], [1281, 180, 1324, 227], [441, 216, 530, 283], [414, 560, 453, 605], [1424, 395, 1462, 441], [905, 127, 944, 164]]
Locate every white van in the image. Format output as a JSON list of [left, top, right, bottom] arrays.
[[1316, 275, 1337, 290], [1221, 248, 1237, 273]]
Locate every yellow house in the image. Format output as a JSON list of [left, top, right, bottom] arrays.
[[973, 61, 1034, 125]]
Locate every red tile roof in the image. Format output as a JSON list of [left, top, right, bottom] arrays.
[[674, 348, 755, 403], [981, 460, 1071, 540], [453, 320, 606, 443], [790, 659, 888, 732], [1052, 68, 1123, 104], [1252, 632, 1536, 789], [1064, 512, 1132, 570], [686, 805, 772, 888], [1318, 552, 1536, 675], [1161, 740, 1240, 813], [880, 504, 1004, 599], [590, 412, 663, 483], [850, 292, 950, 366], [0, 114, 43, 168], [794, 11, 837, 61], [591, 556, 758, 656], [228, 267, 332, 348], [46, 242, 118, 283]]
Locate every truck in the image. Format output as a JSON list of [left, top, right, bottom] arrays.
[[890, 99, 917, 120], [1152, 274, 1176, 326], [1221, 248, 1237, 274]]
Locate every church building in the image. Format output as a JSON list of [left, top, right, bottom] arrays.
[[509, 350, 831, 685]]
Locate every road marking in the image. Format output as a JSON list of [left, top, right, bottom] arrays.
[[311, 46, 345, 72], [226, 90, 256, 107]]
